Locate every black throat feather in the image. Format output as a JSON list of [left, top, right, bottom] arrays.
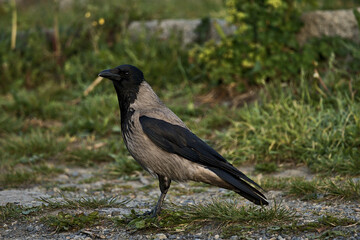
[[113, 82, 138, 139]]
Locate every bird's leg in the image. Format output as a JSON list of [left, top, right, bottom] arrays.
[[147, 175, 171, 217]]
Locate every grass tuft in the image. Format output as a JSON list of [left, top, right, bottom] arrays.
[[294, 214, 358, 235], [122, 200, 295, 232], [0, 111, 24, 134], [288, 178, 360, 201], [0, 171, 37, 188], [63, 95, 118, 136], [0, 203, 41, 223], [185, 200, 295, 224], [41, 211, 103, 232], [254, 162, 279, 173], [107, 155, 143, 176], [0, 130, 68, 158], [217, 74, 360, 175], [62, 148, 114, 167], [0, 164, 64, 189], [318, 214, 357, 227], [40, 195, 129, 210], [261, 176, 360, 201]]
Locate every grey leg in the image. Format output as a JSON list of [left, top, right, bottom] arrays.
[[151, 175, 171, 217]]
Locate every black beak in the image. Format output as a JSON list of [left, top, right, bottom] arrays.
[[98, 69, 119, 80]]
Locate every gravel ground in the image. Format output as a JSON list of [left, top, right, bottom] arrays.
[[1, 167, 359, 240]]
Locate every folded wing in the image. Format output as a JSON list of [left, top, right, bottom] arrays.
[[139, 116, 268, 205]]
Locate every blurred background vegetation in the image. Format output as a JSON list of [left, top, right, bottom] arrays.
[[0, 0, 359, 189]]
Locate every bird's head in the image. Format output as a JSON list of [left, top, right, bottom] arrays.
[[98, 64, 144, 89]]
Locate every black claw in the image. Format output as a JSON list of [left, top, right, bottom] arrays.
[[133, 208, 159, 218]]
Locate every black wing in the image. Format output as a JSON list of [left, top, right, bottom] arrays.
[[140, 116, 268, 205]]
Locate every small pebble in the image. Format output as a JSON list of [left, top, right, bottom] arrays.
[[26, 225, 34, 232], [155, 233, 167, 239]]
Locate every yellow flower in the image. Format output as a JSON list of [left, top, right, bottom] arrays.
[[85, 12, 91, 18], [236, 12, 246, 20], [204, 48, 213, 56], [225, 15, 234, 23], [98, 18, 105, 25], [92, 21, 98, 27], [266, 0, 282, 8], [228, 8, 237, 15], [198, 52, 205, 61], [226, 0, 236, 8], [236, 24, 249, 34], [242, 59, 254, 68]]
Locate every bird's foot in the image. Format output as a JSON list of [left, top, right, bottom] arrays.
[[139, 207, 159, 218], [138, 210, 152, 217], [123, 209, 156, 224]]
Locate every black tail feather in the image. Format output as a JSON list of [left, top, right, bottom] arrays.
[[209, 167, 268, 206], [234, 190, 268, 205]]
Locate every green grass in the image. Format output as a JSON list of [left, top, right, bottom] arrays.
[[62, 148, 114, 167], [0, 111, 24, 134], [289, 178, 360, 201], [40, 195, 128, 210], [4, 198, 357, 236], [317, 214, 357, 227], [0, 203, 41, 223], [0, 0, 224, 31], [185, 200, 294, 224], [260, 176, 360, 201], [215, 71, 360, 175], [3, 84, 72, 119], [286, 214, 358, 238], [116, 200, 359, 237], [41, 211, 104, 232], [0, 164, 64, 188], [0, 171, 38, 188], [63, 95, 118, 136], [0, 194, 127, 224], [254, 162, 279, 173], [0, 129, 68, 159], [118, 200, 296, 235], [107, 155, 143, 176], [0, 128, 69, 188]]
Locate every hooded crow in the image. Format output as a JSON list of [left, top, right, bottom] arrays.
[[99, 64, 268, 216]]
